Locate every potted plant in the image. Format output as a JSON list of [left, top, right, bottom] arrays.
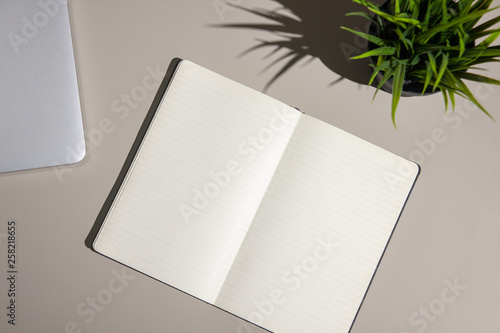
[[342, 0, 500, 126]]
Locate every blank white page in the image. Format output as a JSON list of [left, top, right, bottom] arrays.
[[94, 61, 301, 303], [215, 115, 419, 332]]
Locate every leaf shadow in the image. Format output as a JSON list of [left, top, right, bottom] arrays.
[[213, 0, 384, 91]]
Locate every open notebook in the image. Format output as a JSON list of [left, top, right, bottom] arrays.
[[86, 58, 419, 333]]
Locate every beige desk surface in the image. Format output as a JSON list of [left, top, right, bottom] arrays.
[[1, 0, 499, 332]]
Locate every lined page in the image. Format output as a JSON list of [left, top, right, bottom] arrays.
[[94, 61, 301, 303], [215, 115, 419, 332]]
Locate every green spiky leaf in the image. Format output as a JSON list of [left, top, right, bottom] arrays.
[[351, 46, 396, 59], [392, 63, 406, 127], [342, 0, 500, 126]]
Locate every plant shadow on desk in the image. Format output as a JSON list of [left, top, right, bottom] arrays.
[[215, 0, 382, 90]]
